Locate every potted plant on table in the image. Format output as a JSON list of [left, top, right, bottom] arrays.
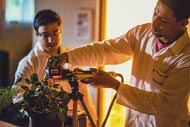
[[0, 86, 18, 121], [0, 86, 18, 111], [16, 73, 70, 127], [0, 86, 29, 127]]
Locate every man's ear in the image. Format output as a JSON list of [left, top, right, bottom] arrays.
[[180, 19, 188, 27]]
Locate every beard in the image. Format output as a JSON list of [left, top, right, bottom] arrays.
[[153, 33, 163, 37], [151, 25, 163, 37], [152, 29, 163, 37]]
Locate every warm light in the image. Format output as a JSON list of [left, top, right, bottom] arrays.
[[187, 20, 190, 112], [103, 61, 132, 127], [187, 19, 190, 35], [101, 0, 157, 127]]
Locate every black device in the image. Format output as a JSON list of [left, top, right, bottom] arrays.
[[45, 65, 97, 127], [45, 65, 124, 127], [45, 66, 97, 80]]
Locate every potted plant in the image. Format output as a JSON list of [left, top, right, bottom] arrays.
[[0, 86, 26, 126], [16, 73, 70, 127], [0, 86, 18, 111]]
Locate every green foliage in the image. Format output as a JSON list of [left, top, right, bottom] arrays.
[[50, 55, 61, 67], [17, 73, 70, 122], [0, 86, 19, 110]]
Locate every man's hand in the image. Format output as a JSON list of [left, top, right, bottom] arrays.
[[81, 69, 120, 91], [46, 52, 68, 67]]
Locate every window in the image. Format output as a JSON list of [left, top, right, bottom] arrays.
[[5, 0, 34, 24], [100, 0, 157, 126]]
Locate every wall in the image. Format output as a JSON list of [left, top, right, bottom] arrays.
[[0, 0, 33, 85], [0, 0, 97, 86], [0, 25, 32, 85], [34, 0, 97, 48]]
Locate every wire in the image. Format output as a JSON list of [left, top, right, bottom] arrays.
[[101, 73, 124, 127]]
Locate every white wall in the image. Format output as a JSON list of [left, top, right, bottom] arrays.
[[34, 0, 97, 48]]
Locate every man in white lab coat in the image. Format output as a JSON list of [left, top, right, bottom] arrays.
[[47, 0, 190, 126]]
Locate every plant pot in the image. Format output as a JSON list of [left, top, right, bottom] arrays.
[[31, 116, 63, 127], [0, 105, 29, 127]]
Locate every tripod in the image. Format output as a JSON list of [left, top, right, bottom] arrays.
[[45, 65, 123, 127], [68, 72, 124, 127], [68, 77, 96, 127], [45, 66, 96, 127]]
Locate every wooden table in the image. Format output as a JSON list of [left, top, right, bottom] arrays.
[[0, 120, 19, 127]]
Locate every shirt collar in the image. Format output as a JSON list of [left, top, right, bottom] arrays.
[[169, 31, 190, 56]]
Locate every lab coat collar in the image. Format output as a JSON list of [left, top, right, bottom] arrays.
[[170, 31, 190, 56], [153, 30, 190, 57]]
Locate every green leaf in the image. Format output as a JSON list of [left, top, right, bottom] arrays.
[[25, 79, 31, 84], [0, 87, 19, 110], [30, 73, 39, 82], [43, 80, 49, 86], [51, 90, 59, 96], [52, 55, 61, 66], [53, 84, 60, 88], [14, 73, 70, 122], [23, 91, 29, 100], [21, 86, 30, 91]]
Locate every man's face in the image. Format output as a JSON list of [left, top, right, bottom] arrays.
[[37, 22, 62, 55], [152, 1, 187, 43]]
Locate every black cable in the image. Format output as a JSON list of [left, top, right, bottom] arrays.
[[101, 73, 124, 127]]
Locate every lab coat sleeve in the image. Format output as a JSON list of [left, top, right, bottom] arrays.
[[116, 67, 190, 115], [67, 24, 151, 67], [13, 57, 34, 86], [67, 35, 134, 67], [12, 56, 36, 103]]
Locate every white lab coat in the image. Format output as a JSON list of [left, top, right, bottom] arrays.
[[13, 42, 98, 123], [67, 23, 190, 127]]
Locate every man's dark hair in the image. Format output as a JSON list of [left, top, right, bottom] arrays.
[[160, 0, 190, 21], [33, 9, 62, 32]]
